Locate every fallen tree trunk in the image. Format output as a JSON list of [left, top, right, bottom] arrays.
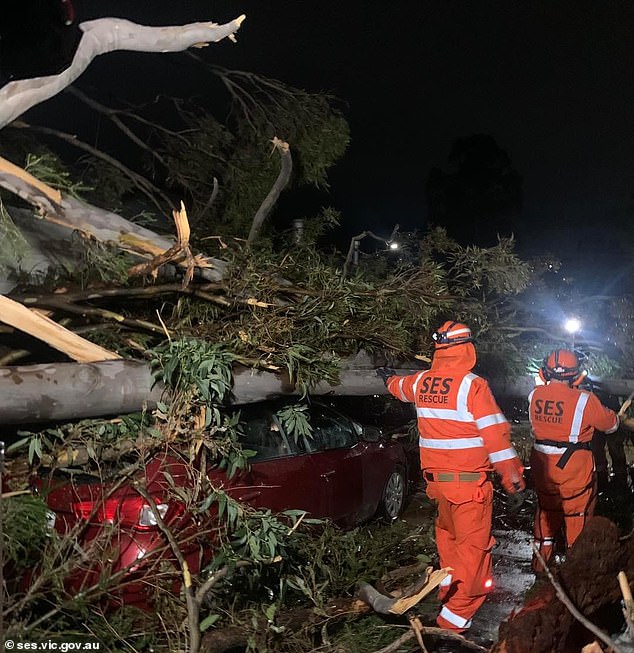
[[0, 356, 422, 424], [2, 356, 633, 425], [0, 360, 163, 423]]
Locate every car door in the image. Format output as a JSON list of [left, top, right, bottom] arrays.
[[230, 403, 329, 519], [305, 404, 366, 526]]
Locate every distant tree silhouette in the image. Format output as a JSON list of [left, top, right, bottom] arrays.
[[426, 134, 523, 247]]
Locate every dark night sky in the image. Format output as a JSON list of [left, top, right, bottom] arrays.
[[6, 1, 634, 288]]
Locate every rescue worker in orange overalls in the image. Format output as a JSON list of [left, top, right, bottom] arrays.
[[376, 321, 525, 633], [528, 349, 619, 572]]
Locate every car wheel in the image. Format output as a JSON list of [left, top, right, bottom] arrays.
[[380, 467, 406, 521]]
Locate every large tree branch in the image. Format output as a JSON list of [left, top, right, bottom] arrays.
[[0, 155, 228, 282], [247, 138, 292, 246], [0, 15, 246, 130]]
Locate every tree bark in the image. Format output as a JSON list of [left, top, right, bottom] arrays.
[[1, 352, 632, 425], [0, 359, 162, 423], [493, 517, 634, 653], [0, 356, 421, 424], [0, 159, 228, 283], [0, 16, 245, 130], [247, 138, 292, 246]]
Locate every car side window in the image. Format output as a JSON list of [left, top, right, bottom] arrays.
[[310, 407, 357, 451], [237, 410, 293, 461]]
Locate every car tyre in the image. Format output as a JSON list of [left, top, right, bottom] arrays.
[[379, 467, 406, 521]]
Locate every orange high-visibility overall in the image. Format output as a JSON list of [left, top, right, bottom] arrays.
[[528, 382, 618, 569], [386, 343, 524, 632]]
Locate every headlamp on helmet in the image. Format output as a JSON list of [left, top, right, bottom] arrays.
[[432, 321, 474, 349], [539, 349, 587, 386]]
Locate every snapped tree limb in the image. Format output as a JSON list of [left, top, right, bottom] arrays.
[[0, 294, 120, 363], [357, 567, 451, 615], [0, 15, 246, 130], [0, 154, 227, 282], [247, 138, 292, 246]]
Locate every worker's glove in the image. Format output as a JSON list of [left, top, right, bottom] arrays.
[[506, 486, 526, 513], [375, 367, 397, 384]]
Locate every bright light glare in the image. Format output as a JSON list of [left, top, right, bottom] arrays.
[[564, 318, 581, 334], [388, 241, 399, 250]]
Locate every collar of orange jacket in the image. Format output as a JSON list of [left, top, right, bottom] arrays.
[[431, 341, 476, 372]]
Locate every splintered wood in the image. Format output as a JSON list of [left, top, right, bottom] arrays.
[[357, 566, 452, 615], [0, 294, 120, 362]]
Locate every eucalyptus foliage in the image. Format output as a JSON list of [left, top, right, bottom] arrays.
[[2, 494, 50, 571], [0, 200, 28, 271]]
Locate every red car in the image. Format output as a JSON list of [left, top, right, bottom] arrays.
[[35, 398, 416, 606]]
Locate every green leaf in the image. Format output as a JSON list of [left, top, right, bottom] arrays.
[[199, 613, 220, 631], [6, 437, 30, 454], [264, 603, 277, 622]]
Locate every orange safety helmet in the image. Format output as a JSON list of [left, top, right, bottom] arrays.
[[539, 349, 587, 386], [432, 321, 474, 349]]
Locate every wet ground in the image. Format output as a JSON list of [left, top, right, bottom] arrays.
[[470, 527, 534, 645]]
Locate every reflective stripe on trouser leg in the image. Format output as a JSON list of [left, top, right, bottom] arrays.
[[437, 573, 453, 601], [438, 606, 472, 630], [534, 493, 564, 559]]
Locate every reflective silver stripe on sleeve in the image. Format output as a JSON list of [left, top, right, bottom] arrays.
[[398, 376, 407, 402], [412, 371, 427, 401], [605, 415, 619, 435], [419, 436, 484, 449], [569, 393, 590, 443], [439, 606, 472, 629], [488, 447, 518, 463], [476, 412, 508, 430]]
